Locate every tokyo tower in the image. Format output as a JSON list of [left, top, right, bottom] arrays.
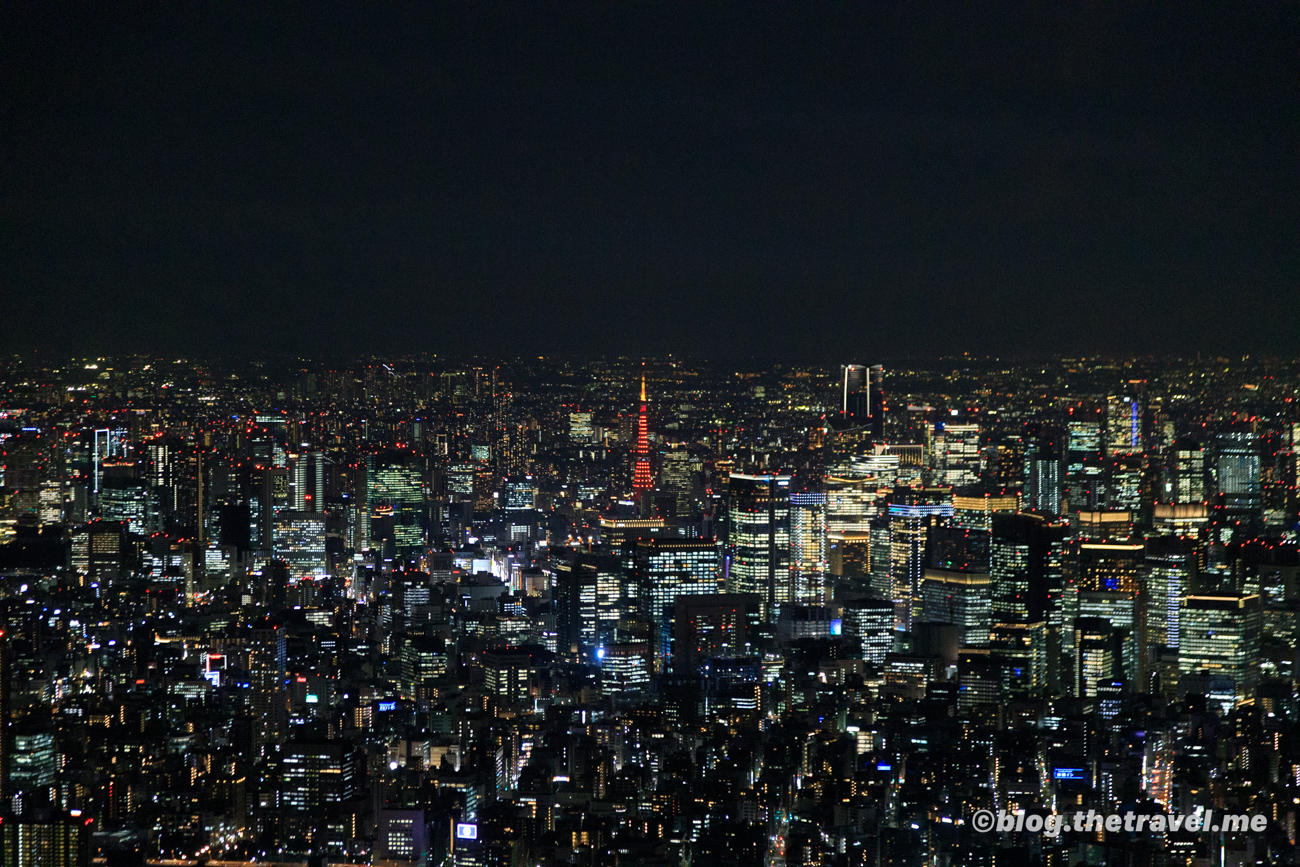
[[632, 376, 653, 493]]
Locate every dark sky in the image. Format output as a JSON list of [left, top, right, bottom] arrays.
[[3, 3, 1297, 359]]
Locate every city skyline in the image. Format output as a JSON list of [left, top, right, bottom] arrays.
[[2, 3, 1298, 865], [0, 352, 1297, 863]]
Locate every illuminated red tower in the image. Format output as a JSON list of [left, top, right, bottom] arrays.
[[632, 376, 653, 493]]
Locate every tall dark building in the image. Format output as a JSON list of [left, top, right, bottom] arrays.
[[726, 473, 792, 620], [837, 363, 886, 438], [841, 364, 868, 422], [0, 628, 9, 804], [634, 537, 720, 669], [673, 593, 763, 671], [990, 513, 1065, 625], [270, 740, 362, 850], [554, 558, 599, 659], [1025, 428, 1063, 515]]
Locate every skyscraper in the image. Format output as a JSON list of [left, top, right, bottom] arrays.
[[1074, 616, 1122, 698], [1214, 430, 1261, 517], [832, 363, 885, 442], [1168, 437, 1206, 503], [1107, 394, 1142, 456], [0, 629, 8, 805], [1074, 541, 1146, 686], [934, 423, 981, 489], [1066, 414, 1106, 511], [673, 593, 763, 670], [553, 559, 599, 659], [635, 537, 720, 668], [1108, 453, 1144, 512], [789, 492, 828, 605], [1024, 430, 1063, 515], [273, 511, 328, 580], [272, 740, 362, 846], [841, 364, 868, 422], [368, 450, 426, 558], [840, 597, 896, 663], [247, 619, 288, 757], [1144, 537, 1195, 654], [921, 569, 992, 647], [887, 492, 952, 629], [990, 512, 1063, 625], [1178, 594, 1261, 703], [288, 450, 325, 512], [727, 473, 792, 620]]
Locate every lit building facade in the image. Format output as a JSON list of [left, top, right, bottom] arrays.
[[727, 473, 791, 620], [1178, 594, 1261, 701], [789, 492, 828, 605]]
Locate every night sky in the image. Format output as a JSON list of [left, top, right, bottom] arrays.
[[3, 4, 1297, 359]]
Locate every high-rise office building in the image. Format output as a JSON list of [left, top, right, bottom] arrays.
[[887, 492, 952, 629], [502, 475, 536, 512], [1214, 430, 1261, 516], [98, 460, 147, 533], [273, 511, 327, 580], [1167, 437, 1206, 504], [989, 620, 1047, 697], [1178, 594, 1261, 702], [659, 445, 698, 517], [1143, 537, 1195, 653], [840, 597, 896, 663], [951, 493, 1018, 533], [990, 513, 1063, 624], [272, 740, 361, 845], [834, 364, 885, 439], [841, 364, 868, 422], [600, 641, 651, 696], [1107, 453, 1144, 512], [1074, 541, 1146, 686], [147, 435, 192, 534], [827, 531, 871, 585], [921, 569, 992, 647], [673, 594, 763, 670], [0, 629, 8, 804], [635, 538, 720, 668], [2, 433, 45, 523], [253, 464, 289, 551], [934, 423, 981, 489], [789, 492, 828, 605], [368, 451, 425, 557], [554, 559, 599, 659], [1067, 416, 1104, 471], [1075, 616, 1123, 698], [726, 473, 792, 620], [1024, 432, 1063, 515], [1107, 395, 1142, 456], [1066, 415, 1106, 511], [87, 520, 128, 585], [824, 472, 876, 535], [10, 728, 57, 797], [287, 450, 325, 512]]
